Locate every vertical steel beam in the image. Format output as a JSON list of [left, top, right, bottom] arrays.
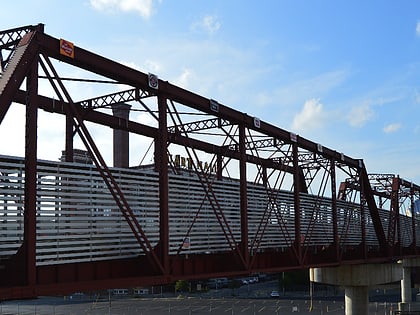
[[359, 173, 367, 258], [157, 95, 169, 274], [239, 124, 249, 269], [330, 159, 339, 260], [24, 57, 38, 286], [410, 185, 416, 250], [65, 115, 73, 162], [216, 154, 222, 180], [261, 165, 267, 187], [391, 177, 400, 252], [292, 143, 302, 263]]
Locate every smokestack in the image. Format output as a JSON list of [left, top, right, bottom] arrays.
[[112, 103, 131, 168]]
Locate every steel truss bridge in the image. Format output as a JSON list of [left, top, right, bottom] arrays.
[[1, 24, 420, 300]]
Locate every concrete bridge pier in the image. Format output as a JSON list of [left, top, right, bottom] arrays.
[[310, 263, 402, 315], [399, 258, 420, 312], [344, 285, 369, 315]]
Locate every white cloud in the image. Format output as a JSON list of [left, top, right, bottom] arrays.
[[292, 98, 326, 133], [116, 36, 260, 105], [383, 123, 401, 133], [144, 59, 162, 73], [0, 104, 25, 157], [121, 60, 142, 71], [273, 69, 350, 107], [193, 15, 221, 35], [417, 21, 420, 37], [173, 68, 193, 89], [90, 0, 153, 18], [255, 92, 273, 107], [347, 102, 374, 127]]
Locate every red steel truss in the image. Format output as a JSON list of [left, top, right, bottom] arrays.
[[1, 24, 420, 300]]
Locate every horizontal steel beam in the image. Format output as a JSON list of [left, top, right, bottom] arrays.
[[14, 91, 292, 173], [34, 31, 362, 169]]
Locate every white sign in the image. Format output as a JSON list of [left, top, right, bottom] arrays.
[[148, 73, 159, 89]]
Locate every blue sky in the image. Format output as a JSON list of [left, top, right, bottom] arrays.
[[2, 0, 420, 183]]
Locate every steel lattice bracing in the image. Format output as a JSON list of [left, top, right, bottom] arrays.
[[0, 24, 420, 300]]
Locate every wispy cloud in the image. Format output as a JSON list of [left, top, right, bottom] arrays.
[[292, 98, 326, 133], [345, 94, 401, 128], [347, 102, 374, 127], [272, 69, 350, 107], [417, 21, 420, 37], [90, 0, 154, 18], [193, 15, 221, 35], [383, 123, 401, 133], [115, 35, 260, 104], [173, 68, 193, 89]]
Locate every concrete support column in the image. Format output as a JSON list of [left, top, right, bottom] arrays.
[[398, 258, 420, 311], [345, 286, 368, 315], [310, 263, 402, 315], [401, 266, 412, 303], [112, 103, 131, 168]]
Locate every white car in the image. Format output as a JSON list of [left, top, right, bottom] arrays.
[[270, 290, 280, 298]]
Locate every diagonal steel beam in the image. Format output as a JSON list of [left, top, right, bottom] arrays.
[[167, 100, 247, 268], [39, 54, 165, 274], [0, 32, 39, 124], [359, 165, 387, 252]]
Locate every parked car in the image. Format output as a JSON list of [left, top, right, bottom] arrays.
[[270, 290, 280, 298]]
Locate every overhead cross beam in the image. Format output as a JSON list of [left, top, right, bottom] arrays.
[[76, 88, 155, 109]]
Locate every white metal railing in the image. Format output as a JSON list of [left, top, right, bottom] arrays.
[[0, 155, 417, 266]]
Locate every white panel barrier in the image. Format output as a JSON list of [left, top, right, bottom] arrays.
[[0, 155, 417, 266]]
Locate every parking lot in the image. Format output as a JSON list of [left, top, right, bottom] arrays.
[[0, 294, 400, 315], [0, 279, 402, 314], [0, 296, 340, 315]]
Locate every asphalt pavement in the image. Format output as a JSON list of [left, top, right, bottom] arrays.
[[0, 295, 400, 315], [0, 280, 402, 315]]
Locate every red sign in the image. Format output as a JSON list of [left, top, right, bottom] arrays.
[[60, 39, 74, 58]]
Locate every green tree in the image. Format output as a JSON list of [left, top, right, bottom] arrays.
[[175, 280, 189, 293], [279, 270, 309, 292], [228, 279, 241, 296]]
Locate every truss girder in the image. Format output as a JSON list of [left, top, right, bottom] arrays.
[[32, 30, 362, 169], [167, 117, 231, 134], [0, 24, 42, 70], [39, 54, 165, 273], [77, 88, 154, 109], [13, 91, 295, 179], [0, 25, 419, 300], [0, 24, 39, 48], [343, 173, 420, 199], [0, 32, 39, 124]]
